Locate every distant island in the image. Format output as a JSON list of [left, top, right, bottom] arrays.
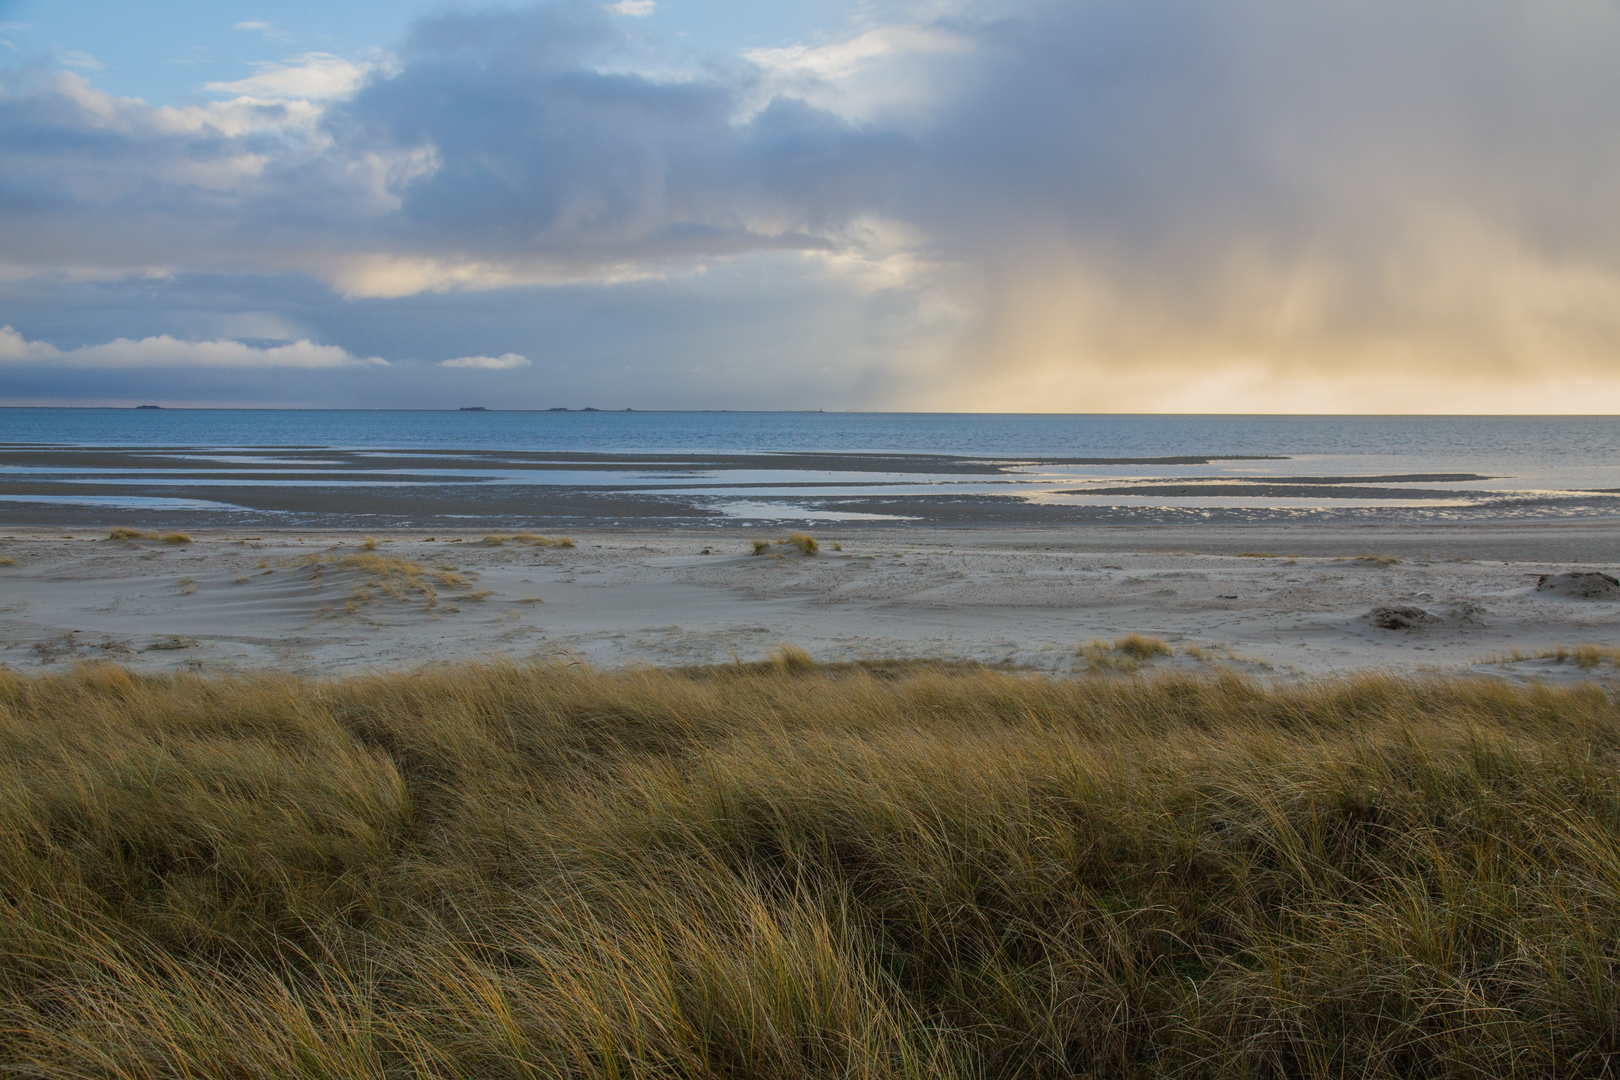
[[457, 406, 487, 412], [134, 404, 163, 410]]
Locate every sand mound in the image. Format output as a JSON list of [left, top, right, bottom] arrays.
[[1369, 606, 1440, 630], [1367, 603, 1487, 630], [1535, 571, 1620, 599]]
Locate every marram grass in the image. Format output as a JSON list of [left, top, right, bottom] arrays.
[[1, 660, 1619, 1078]]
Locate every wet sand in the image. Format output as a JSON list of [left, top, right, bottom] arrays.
[[3, 523, 1618, 682], [6, 444, 1615, 530]]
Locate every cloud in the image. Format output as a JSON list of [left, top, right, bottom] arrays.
[[604, 1, 655, 16], [440, 352, 530, 369], [888, 0, 1620, 409], [5, 0, 1620, 410], [57, 51, 105, 71], [204, 53, 379, 102], [233, 20, 293, 42], [0, 326, 386, 368]]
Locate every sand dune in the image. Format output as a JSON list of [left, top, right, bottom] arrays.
[[1, 524, 1618, 681]]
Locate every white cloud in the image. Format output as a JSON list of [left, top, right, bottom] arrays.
[[0, 326, 387, 368], [204, 53, 377, 102], [58, 50, 105, 71], [233, 20, 293, 42], [745, 26, 968, 83], [740, 24, 972, 122], [440, 353, 531, 369], [605, 1, 656, 15]]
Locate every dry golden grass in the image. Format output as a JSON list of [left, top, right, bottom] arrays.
[[1077, 633, 1174, 671], [483, 533, 577, 548], [106, 528, 192, 544], [276, 551, 471, 612], [1, 662, 1619, 1077], [0, 556, 13, 567], [1350, 553, 1401, 566], [751, 533, 819, 557], [1495, 643, 1620, 670]]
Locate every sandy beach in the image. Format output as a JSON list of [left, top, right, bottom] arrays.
[[3, 521, 1618, 681]]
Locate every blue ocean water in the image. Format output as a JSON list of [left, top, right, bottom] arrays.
[[2, 409, 1618, 527], [1, 408, 1615, 463]]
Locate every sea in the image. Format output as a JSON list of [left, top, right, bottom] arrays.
[[1, 409, 1618, 530]]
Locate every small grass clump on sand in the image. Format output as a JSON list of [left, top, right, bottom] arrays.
[[106, 528, 192, 544], [1351, 553, 1401, 566], [0, 556, 13, 567], [1077, 632, 1173, 671], [1497, 643, 1620, 670], [484, 533, 577, 548], [281, 550, 470, 611], [751, 532, 819, 557], [6, 662, 1620, 1077]]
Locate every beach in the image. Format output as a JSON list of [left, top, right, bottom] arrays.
[[5, 520, 1618, 681]]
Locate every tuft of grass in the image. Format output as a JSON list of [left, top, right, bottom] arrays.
[[1115, 631, 1172, 660], [277, 550, 471, 611], [1351, 553, 1401, 566], [359, 536, 379, 550], [0, 556, 13, 567], [106, 528, 191, 544], [1078, 633, 1173, 670], [176, 575, 198, 595], [485, 533, 577, 548], [1497, 644, 1620, 669], [751, 533, 819, 557], [4, 663, 1620, 1076], [771, 644, 817, 672], [1236, 551, 1276, 558]]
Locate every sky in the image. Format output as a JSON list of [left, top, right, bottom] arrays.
[[2, 0, 1620, 412]]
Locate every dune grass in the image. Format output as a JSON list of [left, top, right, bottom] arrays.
[[1076, 633, 1174, 671], [1494, 643, 1620, 670], [483, 533, 578, 548], [274, 550, 471, 611], [0, 661, 1619, 1077], [106, 528, 192, 544], [751, 533, 820, 557]]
